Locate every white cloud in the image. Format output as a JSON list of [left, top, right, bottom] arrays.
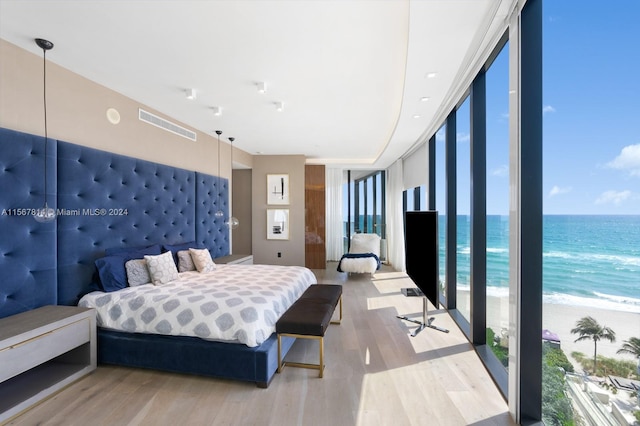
[[549, 185, 572, 197], [491, 165, 508, 177], [595, 190, 632, 205], [457, 132, 470, 143], [543, 105, 556, 114], [606, 143, 640, 176]]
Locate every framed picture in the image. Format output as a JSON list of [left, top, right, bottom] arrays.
[[267, 174, 289, 205], [267, 209, 289, 240]]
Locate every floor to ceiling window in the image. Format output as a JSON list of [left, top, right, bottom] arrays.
[[344, 171, 387, 259], [541, 2, 640, 424], [435, 125, 447, 305], [456, 96, 471, 323], [418, 1, 547, 421], [485, 41, 510, 372]]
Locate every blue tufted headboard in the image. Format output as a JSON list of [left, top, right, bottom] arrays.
[[0, 127, 230, 317], [0, 128, 58, 317]]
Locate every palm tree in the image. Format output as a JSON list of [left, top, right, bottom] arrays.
[[570, 316, 616, 375], [617, 337, 640, 377], [617, 337, 640, 358]]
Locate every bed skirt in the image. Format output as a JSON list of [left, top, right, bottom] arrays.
[[97, 328, 295, 388]]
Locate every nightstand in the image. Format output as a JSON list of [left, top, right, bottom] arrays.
[[0, 305, 96, 422]]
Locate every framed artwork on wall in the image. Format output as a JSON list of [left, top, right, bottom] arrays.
[[267, 174, 289, 205], [267, 208, 289, 240]]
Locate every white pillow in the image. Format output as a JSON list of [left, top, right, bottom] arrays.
[[177, 250, 196, 272], [189, 248, 216, 273], [125, 259, 151, 286], [144, 251, 179, 284]]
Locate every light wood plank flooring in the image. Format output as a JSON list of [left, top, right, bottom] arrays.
[[7, 263, 514, 426]]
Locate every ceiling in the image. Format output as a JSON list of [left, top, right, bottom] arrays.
[[0, 0, 514, 170]]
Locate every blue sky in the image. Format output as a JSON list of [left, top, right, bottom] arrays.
[[434, 1, 640, 216], [542, 0, 639, 215]]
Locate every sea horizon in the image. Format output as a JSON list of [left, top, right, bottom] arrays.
[[452, 214, 640, 314], [349, 213, 640, 314]]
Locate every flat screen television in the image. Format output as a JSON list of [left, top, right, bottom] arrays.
[[404, 211, 439, 308]]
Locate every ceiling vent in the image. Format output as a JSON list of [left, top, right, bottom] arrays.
[[138, 108, 197, 141]]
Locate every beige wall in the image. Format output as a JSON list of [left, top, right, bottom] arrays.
[[0, 39, 253, 177], [231, 169, 252, 255], [252, 156, 306, 266]]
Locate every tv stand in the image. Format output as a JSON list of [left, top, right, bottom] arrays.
[[397, 289, 449, 336]]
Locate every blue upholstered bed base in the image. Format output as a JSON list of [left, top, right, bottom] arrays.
[[98, 330, 295, 388], [0, 127, 291, 388]]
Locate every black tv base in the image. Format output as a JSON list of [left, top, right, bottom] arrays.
[[397, 289, 449, 336]]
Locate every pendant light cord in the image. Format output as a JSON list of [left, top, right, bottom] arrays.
[[42, 48, 48, 203]]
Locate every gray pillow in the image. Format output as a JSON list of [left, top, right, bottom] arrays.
[[144, 251, 179, 284], [177, 250, 196, 272], [125, 259, 151, 287]]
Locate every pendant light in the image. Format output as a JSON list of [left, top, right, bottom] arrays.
[[33, 38, 57, 223], [225, 137, 239, 229], [214, 130, 224, 218]]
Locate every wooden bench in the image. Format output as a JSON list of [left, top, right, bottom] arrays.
[[276, 284, 342, 378]]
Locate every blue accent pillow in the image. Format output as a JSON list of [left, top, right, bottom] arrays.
[[162, 241, 203, 266], [95, 244, 162, 292], [105, 243, 162, 256]]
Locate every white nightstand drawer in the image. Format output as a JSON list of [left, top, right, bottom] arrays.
[[0, 317, 90, 383]]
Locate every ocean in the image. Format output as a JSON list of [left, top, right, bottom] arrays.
[[441, 215, 640, 313]]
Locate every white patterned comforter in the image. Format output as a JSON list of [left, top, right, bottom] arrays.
[[78, 264, 316, 347]]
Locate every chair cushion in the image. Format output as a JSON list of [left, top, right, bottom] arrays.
[[349, 233, 381, 256]]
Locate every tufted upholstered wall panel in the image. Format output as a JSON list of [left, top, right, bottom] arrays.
[[0, 128, 58, 318], [0, 127, 230, 314], [196, 172, 229, 259], [56, 141, 200, 305]]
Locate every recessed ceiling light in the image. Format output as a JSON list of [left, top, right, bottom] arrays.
[[420, 97, 430, 102], [413, 114, 421, 119], [213, 106, 222, 116], [257, 82, 267, 94], [186, 88, 196, 100], [425, 72, 438, 79], [275, 102, 284, 112]]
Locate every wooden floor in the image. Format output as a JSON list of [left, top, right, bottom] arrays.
[[8, 263, 514, 426]]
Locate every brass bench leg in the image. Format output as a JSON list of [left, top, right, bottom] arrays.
[[330, 295, 343, 325], [277, 333, 325, 378], [277, 333, 282, 373], [319, 335, 324, 378]]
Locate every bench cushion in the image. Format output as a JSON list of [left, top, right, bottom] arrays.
[[276, 302, 334, 336], [276, 284, 342, 337], [299, 284, 342, 307]]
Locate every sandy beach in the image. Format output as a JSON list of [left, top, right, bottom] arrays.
[[457, 291, 639, 367]]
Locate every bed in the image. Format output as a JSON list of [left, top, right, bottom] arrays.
[[80, 264, 316, 347], [81, 257, 317, 386], [0, 127, 313, 387]]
